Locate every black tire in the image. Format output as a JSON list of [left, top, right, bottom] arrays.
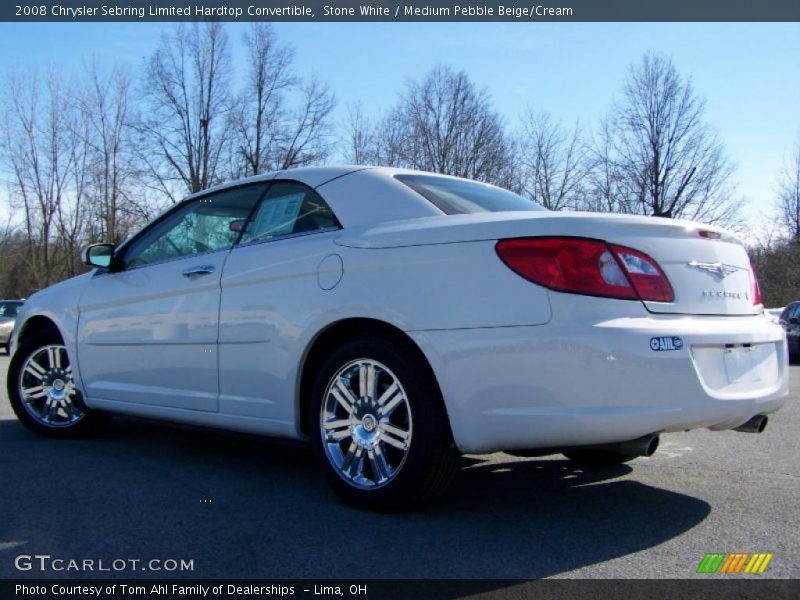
[[562, 449, 636, 467], [7, 329, 108, 438], [309, 333, 460, 511]]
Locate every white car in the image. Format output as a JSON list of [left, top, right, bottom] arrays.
[[6, 166, 789, 510]]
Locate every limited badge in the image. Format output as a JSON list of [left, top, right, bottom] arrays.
[[650, 336, 684, 351]]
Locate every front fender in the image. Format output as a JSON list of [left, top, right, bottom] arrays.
[[12, 273, 93, 391]]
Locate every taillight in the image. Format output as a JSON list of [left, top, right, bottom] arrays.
[[608, 245, 674, 302], [749, 259, 762, 305], [495, 237, 674, 302]]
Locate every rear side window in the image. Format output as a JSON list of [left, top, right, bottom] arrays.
[[396, 174, 544, 215], [239, 181, 339, 244]]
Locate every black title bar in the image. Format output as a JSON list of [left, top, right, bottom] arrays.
[[4, 579, 800, 600], [4, 1, 800, 22]]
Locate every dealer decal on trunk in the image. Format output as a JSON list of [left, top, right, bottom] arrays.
[[650, 336, 684, 351]]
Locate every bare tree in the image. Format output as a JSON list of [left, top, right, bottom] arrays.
[[371, 110, 408, 168], [343, 101, 377, 165], [77, 62, 137, 244], [595, 52, 739, 225], [231, 23, 295, 177], [0, 225, 31, 298], [584, 118, 631, 214], [55, 113, 90, 279], [0, 218, 17, 284], [749, 218, 800, 307], [230, 24, 335, 176], [377, 65, 510, 183], [275, 76, 335, 170], [517, 111, 587, 210], [1, 70, 83, 288], [777, 135, 800, 243], [139, 22, 232, 196], [0, 217, 13, 249]]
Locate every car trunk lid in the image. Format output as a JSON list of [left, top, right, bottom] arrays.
[[335, 211, 759, 316]]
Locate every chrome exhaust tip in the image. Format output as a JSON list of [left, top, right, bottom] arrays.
[[573, 433, 660, 458], [734, 414, 768, 434], [616, 433, 660, 457]]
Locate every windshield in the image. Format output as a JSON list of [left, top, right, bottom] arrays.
[[396, 174, 544, 215]]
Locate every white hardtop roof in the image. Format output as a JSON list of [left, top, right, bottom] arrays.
[[184, 165, 487, 200]]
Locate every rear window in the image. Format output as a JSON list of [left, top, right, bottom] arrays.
[[396, 174, 544, 215]]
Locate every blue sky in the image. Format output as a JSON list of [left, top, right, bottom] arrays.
[[0, 22, 798, 226]]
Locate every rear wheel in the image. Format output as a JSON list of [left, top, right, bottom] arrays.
[[562, 449, 636, 466], [310, 334, 459, 511], [7, 330, 107, 437]]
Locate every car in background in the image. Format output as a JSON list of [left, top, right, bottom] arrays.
[[765, 307, 784, 324], [778, 302, 800, 363], [4, 166, 789, 510], [0, 300, 24, 354]]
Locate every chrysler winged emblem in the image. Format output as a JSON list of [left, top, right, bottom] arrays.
[[688, 261, 741, 280]]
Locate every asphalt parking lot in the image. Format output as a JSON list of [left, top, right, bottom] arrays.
[[0, 353, 797, 580]]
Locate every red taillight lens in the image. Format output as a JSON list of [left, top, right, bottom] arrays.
[[495, 237, 674, 303], [608, 244, 674, 302], [495, 238, 636, 299], [749, 259, 762, 305]]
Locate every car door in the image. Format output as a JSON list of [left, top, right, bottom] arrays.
[[77, 184, 268, 411], [218, 181, 342, 426]]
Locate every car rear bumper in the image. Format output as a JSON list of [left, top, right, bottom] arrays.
[[410, 309, 789, 454]]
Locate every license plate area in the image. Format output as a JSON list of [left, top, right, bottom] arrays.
[[690, 341, 781, 396], [723, 344, 763, 384]]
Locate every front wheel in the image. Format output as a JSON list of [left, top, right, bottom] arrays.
[[310, 334, 459, 511], [7, 330, 107, 437]]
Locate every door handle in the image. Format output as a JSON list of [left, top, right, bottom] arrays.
[[182, 265, 216, 278]]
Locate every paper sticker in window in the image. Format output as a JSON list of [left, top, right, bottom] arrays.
[[251, 192, 305, 238]]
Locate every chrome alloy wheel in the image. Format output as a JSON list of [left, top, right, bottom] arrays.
[[320, 358, 413, 489], [18, 344, 84, 428]]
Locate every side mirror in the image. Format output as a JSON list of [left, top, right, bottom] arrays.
[[81, 243, 116, 268]]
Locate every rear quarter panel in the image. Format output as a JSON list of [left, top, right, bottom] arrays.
[[218, 233, 552, 436], [333, 240, 552, 330]]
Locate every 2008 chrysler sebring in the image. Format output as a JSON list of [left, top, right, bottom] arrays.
[[6, 166, 788, 510]]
